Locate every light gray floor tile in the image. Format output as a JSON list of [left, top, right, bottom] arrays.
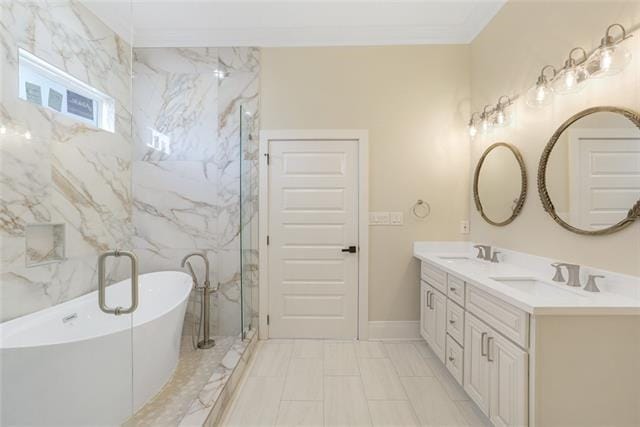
[[358, 358, 407, 400], [355, 341, 387, 358], [282, 358, 323, 401], [324, 376, 372, 426], [275, 401, 323, 427], [324, 341, 360, 375], [455, 400, 492, 427], [384, 342, 434, 377], [401, 377, 468, 426], [292, 340, 324, 358], [224, 376, 285, 426], [412, 340, 438, 360], [251, 341, 293, 377], [368, 400, 420, 427]]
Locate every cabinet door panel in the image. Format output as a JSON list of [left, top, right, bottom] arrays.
[[489, 333, 528, 427], [431, 288, 447, 363], [463, 314, 491, 416], [420, 281, 430, 343]]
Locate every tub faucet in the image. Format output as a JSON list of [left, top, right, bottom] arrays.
[[473, 245, 492, 261], [551, 262, 582, 287], [181, 252, 215, 349]]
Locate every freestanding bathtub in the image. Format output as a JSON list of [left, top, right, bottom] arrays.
[[0, 271, 192, 426]]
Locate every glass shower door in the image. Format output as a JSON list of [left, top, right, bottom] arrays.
[[240, 104, 258, 338], [0, 1, 136, 425]]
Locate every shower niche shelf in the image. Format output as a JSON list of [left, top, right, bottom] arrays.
[[25, 223, 66, 267]]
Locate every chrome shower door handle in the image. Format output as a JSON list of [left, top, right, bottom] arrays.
[[98, 250, 139, 315]]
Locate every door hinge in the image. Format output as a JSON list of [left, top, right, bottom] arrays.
[[264, 153, 270, 165], [267, 314, 270, 325], [267, 235, 270, 245]]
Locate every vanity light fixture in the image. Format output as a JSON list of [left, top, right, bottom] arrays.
[[494, 96, 513, 127], [552, 47, 590, 94], [588, 23, 633, 78], [468, 112, 481, 137], [526, 65, 556, 107], [480, 105, 493, 134]]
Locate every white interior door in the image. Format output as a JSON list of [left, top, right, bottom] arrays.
[[569, 129, 640, 229], [267, 139, 359, 339]]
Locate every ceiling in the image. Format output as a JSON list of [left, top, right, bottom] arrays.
[[83, 1, 506, 48]]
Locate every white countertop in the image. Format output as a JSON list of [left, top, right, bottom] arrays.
[[413, 242, 640, 316]]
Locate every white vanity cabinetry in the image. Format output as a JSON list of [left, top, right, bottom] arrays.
[[415, 243, 640, 426], [420, 260, 529, 426]]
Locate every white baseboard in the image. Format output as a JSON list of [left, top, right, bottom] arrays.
[[368, 321, 420, 341]]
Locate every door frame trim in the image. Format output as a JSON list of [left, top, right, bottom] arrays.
[[258, 129, 369, 340]]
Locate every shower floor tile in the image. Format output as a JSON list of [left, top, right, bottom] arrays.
[[125, 335, 235, 427]]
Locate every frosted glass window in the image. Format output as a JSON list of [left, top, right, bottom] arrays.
[[18, 48, 115, 132]]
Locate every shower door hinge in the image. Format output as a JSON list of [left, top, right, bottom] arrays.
[[264, 153, 270, 165], [267, 314, 270, 325]]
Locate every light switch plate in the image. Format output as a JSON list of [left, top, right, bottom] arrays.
[[460, 220, 470, 234], [389, 212, 404, 225], [369, 212, 390, 225]]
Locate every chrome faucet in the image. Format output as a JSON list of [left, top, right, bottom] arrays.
[[584, 274, 604, 292], [181, 252, 215, 349], [551, 262, 582, 287], [473, 245, 492, 261]]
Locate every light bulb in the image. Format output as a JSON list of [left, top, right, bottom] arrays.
[[24, 131, 32, 140], [587, 24, 633, 78], [469, 124, 477, 138], [495, 111, 505, 126], [535, 86, 546, 102], [481, 118, 490, 134], [526, 83, 553, 107], [0, 125, 6, 135], [553, 65, 589, 94]]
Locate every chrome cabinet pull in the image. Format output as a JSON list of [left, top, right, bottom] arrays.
[[480, 332, 488, 356], [425, 290, 431, 309], [98, 249, 139, 315], [487, 336, 495, 362], [429, 291, 434, 309], [449, 287, 456, 293], [449, 318, 455, 324]]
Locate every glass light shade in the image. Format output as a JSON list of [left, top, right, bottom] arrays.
[[588, 45, 632, 77], [493, 108, 511, 127], [552, 65, 590, 94], [469, 124, 478, 138], [480, 117, 491, 134], [526, 82, 553, 107]]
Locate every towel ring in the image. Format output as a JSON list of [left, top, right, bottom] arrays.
[[412, 199, 431, 219]]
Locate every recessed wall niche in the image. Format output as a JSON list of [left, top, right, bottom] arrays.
[[25, 223, 66, 267]]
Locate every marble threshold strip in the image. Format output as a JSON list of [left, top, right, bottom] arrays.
[[179, 329, 259, 427]]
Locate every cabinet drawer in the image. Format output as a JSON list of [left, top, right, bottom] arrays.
[[447, 275, 465, 307], [421, 262, 447, 294], [465, 285, 529, 349], [445, 334, 463, 386], [446, 300, 464, 345]]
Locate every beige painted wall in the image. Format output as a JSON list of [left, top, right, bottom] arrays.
[[260, 46, 471, 321], [470, 1, 640, 276]]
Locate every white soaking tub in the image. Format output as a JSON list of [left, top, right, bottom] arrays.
[[0, 271, 192, 426]]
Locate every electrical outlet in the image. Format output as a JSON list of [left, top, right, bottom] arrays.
[[460, 220, 470, 234], [369, 212, 390, 225], [389, 212, 404, 225]]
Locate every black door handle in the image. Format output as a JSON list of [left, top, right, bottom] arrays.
[[341, 246, 357, 253]]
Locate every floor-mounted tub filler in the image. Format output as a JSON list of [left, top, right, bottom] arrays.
[[0, 271, 192, 426]]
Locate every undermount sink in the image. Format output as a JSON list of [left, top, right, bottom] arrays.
[[489, 276, 585, 298], [437, 256, 471, 261]]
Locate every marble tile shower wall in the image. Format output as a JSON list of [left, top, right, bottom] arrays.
[[131, 47, 260, 337], [0, 2, 133, 321]]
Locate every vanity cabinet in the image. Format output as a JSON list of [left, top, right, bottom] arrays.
[[420, 260, 529, 426]]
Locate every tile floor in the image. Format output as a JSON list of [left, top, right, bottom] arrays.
[[221, 339, 492, 426]]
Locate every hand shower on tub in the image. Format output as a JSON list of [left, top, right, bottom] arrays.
[[181, 253, 217, 349]]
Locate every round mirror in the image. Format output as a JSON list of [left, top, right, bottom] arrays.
[[539, 106, 640, 235], [474, 142, 527, 226]]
